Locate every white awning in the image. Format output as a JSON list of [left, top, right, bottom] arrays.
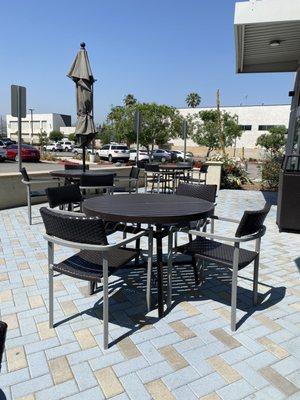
[[234, 0, 300, 73]]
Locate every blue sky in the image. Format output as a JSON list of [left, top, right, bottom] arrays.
[[0, 0, 294, 125]]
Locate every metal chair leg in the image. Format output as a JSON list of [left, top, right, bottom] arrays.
[[48, 242, 54, 328], [231, 245, 240, 331], [192, 255, 200, 285], [253, 255, 259, 305], [146, 228, 153, 312], [167, 229, 173, 308], [27, 186, 32, 225], [102, 256, 109, 350]]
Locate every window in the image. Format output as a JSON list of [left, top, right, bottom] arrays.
[[239, 125, 252, 131], [101, 145, 109, 150], [258, 125, 276, 131], [111, 145, 128, 150]]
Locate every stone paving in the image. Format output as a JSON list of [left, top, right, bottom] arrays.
[[0, 189, 299, 400]]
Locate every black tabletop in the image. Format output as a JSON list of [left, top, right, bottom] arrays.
[[159, 164, 192, 171], [50, 170, 116, 179], [83, 194, 214, 224]]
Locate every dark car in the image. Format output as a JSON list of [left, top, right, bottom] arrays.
[[151, 149, 172, 162], [6, 144, 40, 162]]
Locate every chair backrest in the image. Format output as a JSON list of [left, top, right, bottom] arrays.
[[80, 174, 114, 188], [176, 183, 217, 203], [40, 207, 107, 245], [130, 167, 140, 179], [145, 164, 160, 172], [200, 165, 208, 173], [20, 167, 30, 182], [0, 320, 7, 372], [235, 203, 271, 238], [46, 184, 83, 209], [64, 164, 89, 170], [137, 160, 146, 169]]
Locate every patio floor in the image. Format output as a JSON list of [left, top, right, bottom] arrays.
[[0, 190, 299, 400]]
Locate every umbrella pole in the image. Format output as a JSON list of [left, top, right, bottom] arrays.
[[82, 144, 86, 172]]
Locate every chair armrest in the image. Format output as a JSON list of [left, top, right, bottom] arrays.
[[22, 179, 59, 185], [43, 229, 148, 252], [210, 215, 240, 223], [188, 228, 264, 243]]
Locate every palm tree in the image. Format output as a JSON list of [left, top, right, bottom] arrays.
[[123, 94, 137, 107], [186, 92, 201, 108]]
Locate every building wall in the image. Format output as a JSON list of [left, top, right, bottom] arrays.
[[6, 113, 71, 143], [173, 104, 290, 159]]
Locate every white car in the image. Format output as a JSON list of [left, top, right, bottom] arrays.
[[172, 150, 194, 162], [58, 140, 74, 152], [129, 148, 149, 162], [98, 144, 130, 163], [43, 142, 63, 152]]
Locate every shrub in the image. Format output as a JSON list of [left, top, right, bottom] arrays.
[[260, 155, 282, 191], [208, 154, 251, 189], [49, 131, 64, 142]]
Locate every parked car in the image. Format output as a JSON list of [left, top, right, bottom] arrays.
[[44, 142, 63, 152], [72, 146, 93, 156], [151, 149, 172, 162], [98, 143, 130, 162], [170, 150, 194, 162], [129, 148, 149, 162], [0, 148, 6, 162], [58, 140, 74, 152], [0, 138, 16, 148], [6, 144, 40, 162]]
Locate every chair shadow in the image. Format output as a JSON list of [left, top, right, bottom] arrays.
[[294, 257, 300, 272], [0, 389, 7, 400], [261, 190, 278, 206], [53, 261, 286, 346]]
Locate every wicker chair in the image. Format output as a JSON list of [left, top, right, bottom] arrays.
[[45, 184, 83, 211], [115, 167, 140, 193], [40, 207, 152, 349], [170, 203, 271, 331], [79, 174, 115, 197], [20, 167, 60, 224], [0, 321, 7, 372]]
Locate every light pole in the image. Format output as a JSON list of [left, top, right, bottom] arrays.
[[29, 108, 34, 144]]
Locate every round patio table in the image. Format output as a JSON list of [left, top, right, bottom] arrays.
[[50, 170, 116, 184], [159, 163, 192, 171], [83, 193, 214, 317]]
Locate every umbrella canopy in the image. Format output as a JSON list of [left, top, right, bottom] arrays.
[[67, 42, 96, 147]]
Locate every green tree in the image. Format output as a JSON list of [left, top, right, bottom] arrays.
[[185, 92, 201, 108], [68, 133, 76, 142], [37, 131, 49, 153], [192, 110, 242, 157], [123, 94, 137, 107], [256, 125, 286, 156], [49, 130, 64, 142]]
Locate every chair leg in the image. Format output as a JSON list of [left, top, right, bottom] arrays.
[[253, 255, 259, 305], [146, 229, 153, 312], [102, 256, 109, 350], [48, 242, 54, 328], [231, 246, 239, 331], [27, 187, 32, 225], [192, 256, 200, 286], [199, 259, 205, 283], [167, 229, 173, 308], [135, 223, 141, 265]]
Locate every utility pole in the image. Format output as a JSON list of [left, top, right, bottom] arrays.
[[29, 108, 34, 144]]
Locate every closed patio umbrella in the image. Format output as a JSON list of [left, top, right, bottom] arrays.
[[67, 42, 96, 171]]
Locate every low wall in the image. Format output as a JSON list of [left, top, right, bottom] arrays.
[[0, 163, 222, 210], [0, 166, 141, 210]]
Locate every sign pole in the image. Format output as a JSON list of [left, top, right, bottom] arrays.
[[135, 110, 141, 165], [17, 87, 22, 172], [182, 120, 187, 162]]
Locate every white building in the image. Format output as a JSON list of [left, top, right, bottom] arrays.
[[6, 113, 71, 143], [173, 104, 290, 158]]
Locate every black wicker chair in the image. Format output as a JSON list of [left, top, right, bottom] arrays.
[[45, 184, 83, 211], [115, 167, 140, 193], [79, 174, 115, 197], [0, 321, 7, 372], [40, 207, 152, 349], [171, 203, 271, 331], [21, 167, 60, 224]]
